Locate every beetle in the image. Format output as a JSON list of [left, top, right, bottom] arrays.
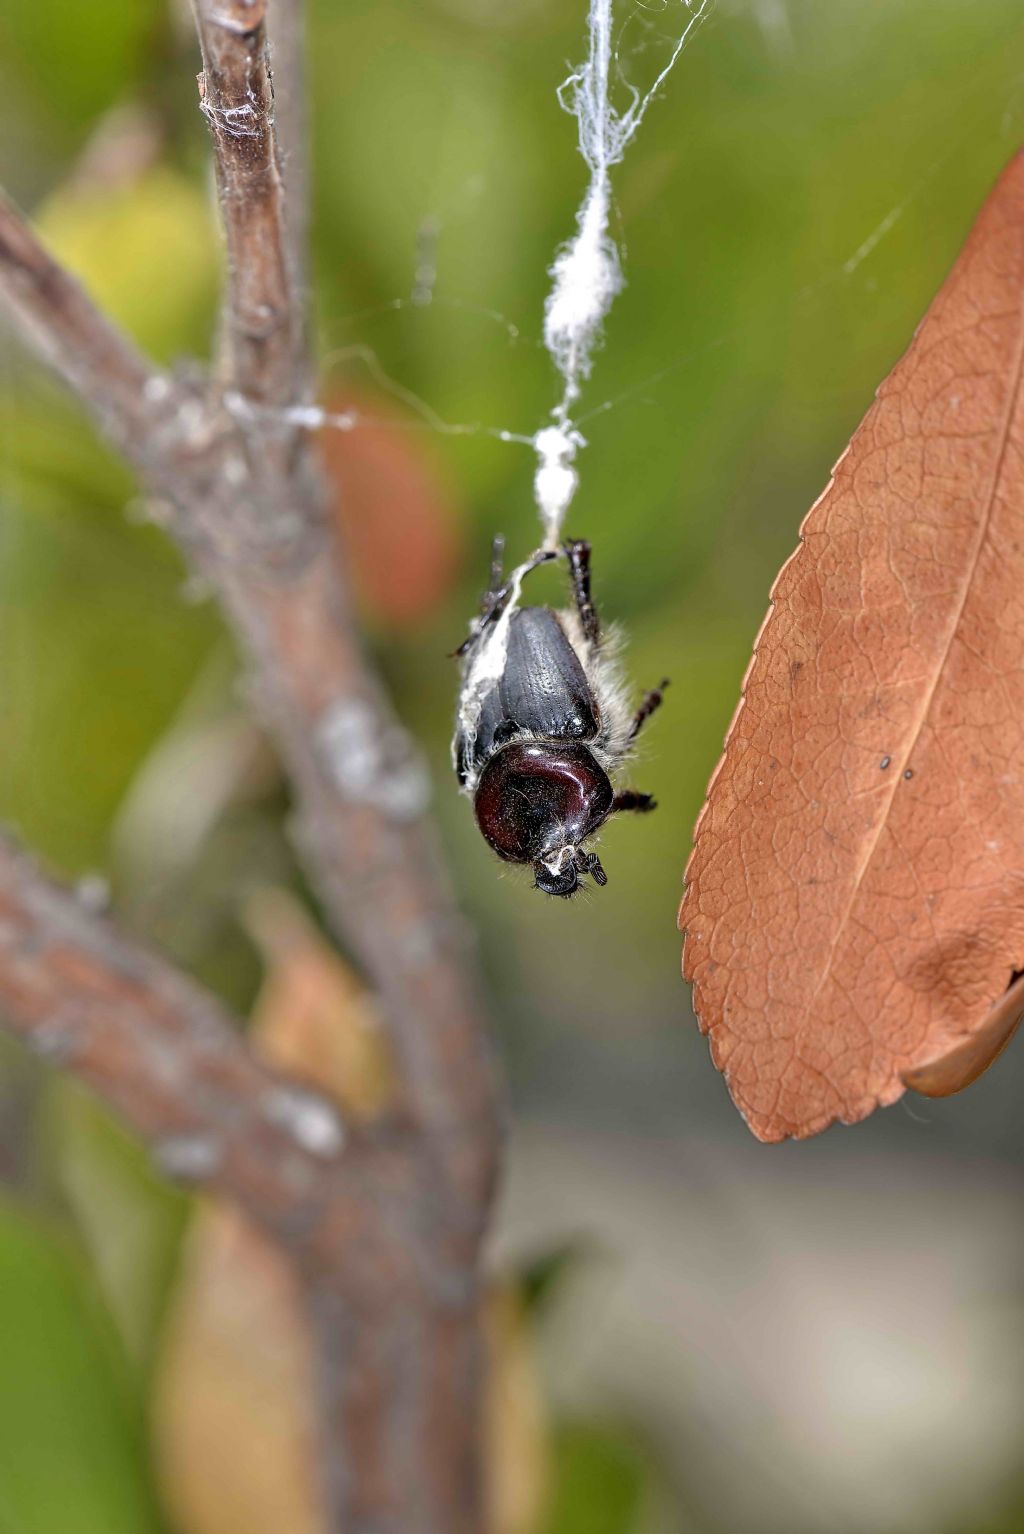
[[453, 536, 667, 897]]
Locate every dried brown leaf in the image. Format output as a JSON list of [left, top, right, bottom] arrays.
[[319, 389, 461, 629], [244, 889, 396, 1122], [902, 969, 1024, 1098], [152, 1202, 322, 1534], [483, 1287, 551, 1534], [680, 151, 1024, 1142]]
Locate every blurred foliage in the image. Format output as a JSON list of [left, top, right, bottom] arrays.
[[0, 1201, 162, 1533], [48, 1082, 187, 1369], [38, 167, 218, 362], [539, 1423, 660, 1534], [2, 0, 1024, 1529]]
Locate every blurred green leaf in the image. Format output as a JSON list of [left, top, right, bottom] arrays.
[[0, 1201, 162, 1534], [0, 0, 152, 146], [48, 1083, 187, 1371], [542, 1422, 651, 1534], [943, 1479, 1024, 1533], [37, 168, 218, 362], [517, 1240, 597, 1317], [0, 400, 219, 871]]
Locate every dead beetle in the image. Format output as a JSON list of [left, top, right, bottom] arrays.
[[453, 537, 667, 897]]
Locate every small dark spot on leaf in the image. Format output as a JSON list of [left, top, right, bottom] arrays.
[[790, 660, 803, 680], [904, 769, 914, 780], [880, 756, 891, 770]]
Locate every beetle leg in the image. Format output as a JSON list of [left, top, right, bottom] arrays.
[[455, 544, 557, 657], [564, 538, 600, 648], [453, 538, 506, 656], [577, 849, 608, 885], [628, 678, 670, 741], [612, 790, 657, 814]]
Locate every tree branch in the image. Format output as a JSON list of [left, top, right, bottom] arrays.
[[0, 1, 501, 1525], [206, 530, 501, 1218], [0, 78, 499, 1231], [0, 833, 349, 1239], [180, 0, 499, 1221], [0, 117, 499, 1254], [0, 834, 488, 1533], [191, 0, 306, 405]]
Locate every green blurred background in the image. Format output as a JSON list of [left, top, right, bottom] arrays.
[[2, 1, 1024, 1530]]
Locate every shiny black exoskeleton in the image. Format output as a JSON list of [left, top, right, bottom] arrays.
[[453, 538, 667, 897]]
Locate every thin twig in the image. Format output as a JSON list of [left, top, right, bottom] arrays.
[[191, 0, 305, 404]]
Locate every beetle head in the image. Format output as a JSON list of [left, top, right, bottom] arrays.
[[533, 846, 608, 897], [473, 739, 613, 897]]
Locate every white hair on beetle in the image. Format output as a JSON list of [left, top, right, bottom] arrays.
[[533, 0, 714, 548], [452, 559, 533, 788]]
